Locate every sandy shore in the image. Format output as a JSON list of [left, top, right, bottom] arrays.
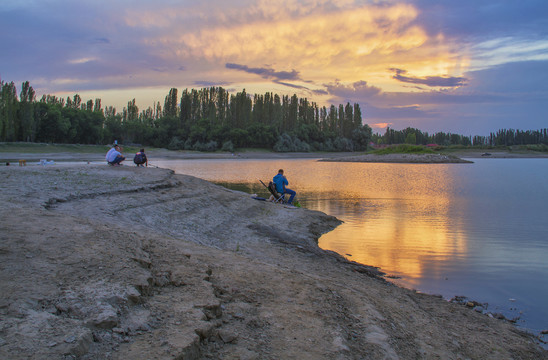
[[4, 147, 546, 166], [1, 159, 546, 359], [0, 149, 353, 164]]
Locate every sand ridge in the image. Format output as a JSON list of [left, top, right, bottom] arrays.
[[0, 163, 545, 359]]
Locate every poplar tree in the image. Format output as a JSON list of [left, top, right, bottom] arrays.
[[353, 103, 362, 128], [127, 98, 139, 122], [338, 104, 345, 136], [164, 88, 178, 117], [19, 81, 36, 141], [0, 81, 19, 141], [93, 99, 102, 113], [344, 102, 353, 138]]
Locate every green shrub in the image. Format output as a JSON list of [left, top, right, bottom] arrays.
[[167, 137, 184, 150], [273, 133, 310, 152], [221, 140, 235, 152], [525, 144, 548, 152], [204, 140, 218, 152], [334, 137, 353, 151]]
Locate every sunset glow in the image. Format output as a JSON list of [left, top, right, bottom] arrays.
[[310, 163, 468, 286], [1, 0, 547, 134]]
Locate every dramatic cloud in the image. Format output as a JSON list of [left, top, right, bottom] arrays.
[[225, 63, 300, 81], [390, 69, 467, 87], [312, 89, 329, 96], [273, 81, 309, 90], [1, 0, 547, 134], [133, 1, 458, 88], [325, 81, 382, 101], [193, 80, 232, 88]]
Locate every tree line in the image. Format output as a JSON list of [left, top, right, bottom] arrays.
[[1, 79, 547, 152], [0, 79, 371, 152], [374, 127, 548, 148]]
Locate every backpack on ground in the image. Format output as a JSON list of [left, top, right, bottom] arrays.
[[268, 181, 279, 195]]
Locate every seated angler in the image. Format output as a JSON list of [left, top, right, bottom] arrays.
[[273, 169, 296, 205]]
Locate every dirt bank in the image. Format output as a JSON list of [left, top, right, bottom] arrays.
[[0, 149, 353, 164], [2, 147, 547, 165], [0, 164, 545, 359]]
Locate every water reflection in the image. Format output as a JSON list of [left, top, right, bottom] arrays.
[[155, 158, 548, 335], [156, 159, 469, 287], [301, 163, 468, 289]]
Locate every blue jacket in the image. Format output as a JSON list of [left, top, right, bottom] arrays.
[[273, 173, 288, 194]]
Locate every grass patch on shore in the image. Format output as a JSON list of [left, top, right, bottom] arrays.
[[0, 142, 143, 154], [507, 144, 548, 153], [370, 144, 436, 155], [441, 144, 548, 154], [0, 142, 110, 153]]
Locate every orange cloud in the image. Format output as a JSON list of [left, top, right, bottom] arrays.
[[134, 3, 462, 79], [118, 0, 469, 109], [372, 123, 392, 130]]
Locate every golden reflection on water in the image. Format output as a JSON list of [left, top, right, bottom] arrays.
[[156, 159, 469, 288], [130, 159, 548, 335], [301, 162, 468, 287]]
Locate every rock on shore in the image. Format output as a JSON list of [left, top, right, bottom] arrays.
[[0, 164, 545, 359]]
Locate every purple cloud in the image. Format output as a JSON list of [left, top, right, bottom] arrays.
[[193, 80, 232, 87], [325, 80, 382, 101], [414, 0, 548, 41], [390, 68, 467, 87], [274, 81, 308, 90], [93, 37, 110, 44], [312, 89, 329, 95], [272, 80, 328, 96], [225, 63, 300, 81]]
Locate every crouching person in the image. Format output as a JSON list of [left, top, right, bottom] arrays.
[[106, 144, 125, 166], [133, 149, 148, 167]]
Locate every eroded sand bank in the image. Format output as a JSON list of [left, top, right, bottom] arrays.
[[0, 163, 546, 359]]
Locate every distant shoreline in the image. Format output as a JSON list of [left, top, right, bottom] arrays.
[[446, 149, 548, 159], [1, 146, 547, 164], [319, 153, 473, 163]]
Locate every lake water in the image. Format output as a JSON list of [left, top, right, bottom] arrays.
[[154, 157, 548, 337]]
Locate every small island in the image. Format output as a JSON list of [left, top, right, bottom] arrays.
[[321, 152, 473, 163], [321, 144, 473, 163]]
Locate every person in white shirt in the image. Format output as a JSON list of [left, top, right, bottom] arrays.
[[106, 144, 125, 165]]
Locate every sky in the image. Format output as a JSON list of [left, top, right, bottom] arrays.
[[1, 0, 547, 135]]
